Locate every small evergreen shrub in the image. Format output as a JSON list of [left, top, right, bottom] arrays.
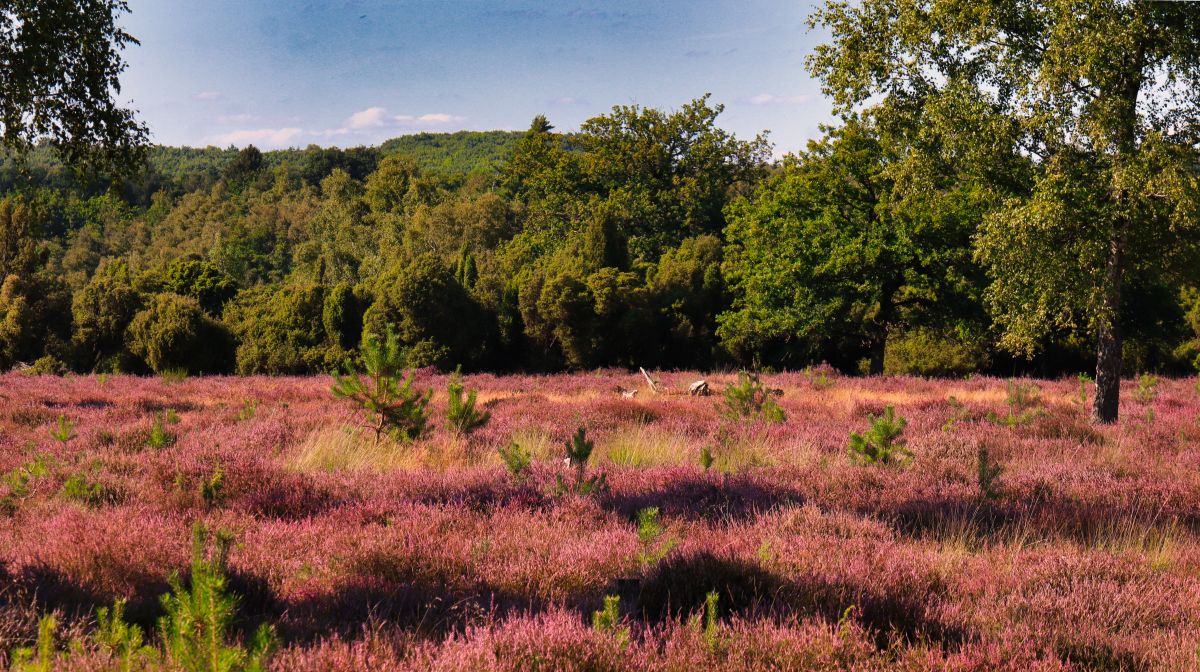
[[446, 367, 490, 436], [498, 441, 532, 484], [236, 399, 258, 422], [148, 413, 174, 449], [977, 445, 1003, 501], [94, 599, 155, 672], [635, 507, 677, 566], [848, 405, 910, 464], [718, 371, 785, 423], [699, 445, 715, 470], [9, 614, 57, 672], [591, 595, 629, 648], [1135, 373, 1159, 404], [200, 464, 225, 508], [331, 325, 432, 443], [556, 427, 607, 495], [158, 522, 276, 672], [988, 380, 1043, 426], [61, 472, 106, 507], [49, 414, 75, 444]]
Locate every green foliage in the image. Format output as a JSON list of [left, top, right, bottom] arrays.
[[0, 0, 148, 175], [236, 399, 258, 422], [884, 329, 989, 377], [635, 507, 677, 566], [848, 405, 910, 465], [201, 464, 225, 508], [161, 259, 239, 315], [1135, 374, 1160, 405], [498, 441, 532, 484], [49, 414, 75, 444], [556, 427, 607, 496], [126, 293, 233, 374], [9, 614, 57, 672], [94, 599, 156, 672], [71, 257, 142, 370], [703, 590, 721, 654], [331, 325, 432, 443], [148, 413, 175, 449], [60, 472, 106, 507], [988, 381, 1043, 427], [159, 522, 276, 672], [977, 446, 1003, 502], [1077, 373, 1093, 405], [699, 445, 715, 471], [591, 595, 629, 648], [718, 371, 785, 423], [446, 367, 491, 436]]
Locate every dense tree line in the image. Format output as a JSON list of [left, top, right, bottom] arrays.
[[0, 96, 1197, 384]]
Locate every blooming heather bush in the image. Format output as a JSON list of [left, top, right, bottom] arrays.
[[2, 373, 1200, 669], [331, 326, 432, 443]]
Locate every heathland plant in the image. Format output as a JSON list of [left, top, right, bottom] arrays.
[[977, 446, 1003, 502], [1135, 374, 1160, 405], [718, 371, 785, 423], [848, 406, 909, 464], [635, 507, 677, 566], [989, 380, 1042, 427], [446, 367, 491, 436], [9, 614, 57, 672], [556, 426, 607, 495], [60, 472, 105, 507], [498, 442, 532, 484], [591, 595, 629, 648], [148, 413, 174, 449], [49, 414, 75, 444], [331, 326, 432, 443], [159, 523, 276, 672], [94, 599, 156, 672]]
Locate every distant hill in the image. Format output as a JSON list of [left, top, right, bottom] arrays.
[[379, 131, 523, 175]]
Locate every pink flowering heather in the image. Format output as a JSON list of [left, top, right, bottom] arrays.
[[1, 371, 1200, 669]]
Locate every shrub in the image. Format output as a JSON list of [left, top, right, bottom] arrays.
[[883, 328, 988, 377], [236, 399, 258, 422], [126, 293, 233, 374], [718, 371, 785, 423], [60, 472, 107, 507], [331, 325, 432, 443], [556, 426, 607, 495], [1135, 373, 1159, 404], [848, 405, 910, 464], [636, 507, 677, 566], [977, 446, 1003, 501], [49, 414, 75, 444], [158, 523, 276, 672], [148, 413, 175, 449], [9, 614, 56, 672], [498, 441, 532, 484], [988, 380, 1043, 426], [591, 595, 629, 648], [446, 367, 490, 436], [94, 599, 155, 672]]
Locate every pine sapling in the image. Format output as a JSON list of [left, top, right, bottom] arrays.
[[718, 371, 785, 423], [159, 522, 276, 672], [977, 445, 1003, 501], [556, 426, 607, 495], [331, 325, 432, 444], [591, 595, 629, 648], [446, 367, 490, 436], [94, 599, 155, 672], [635, 507, 676, 566], [848, 405, 910, 465], [498, 441, 532, 484], [49, 415, 75, 444]]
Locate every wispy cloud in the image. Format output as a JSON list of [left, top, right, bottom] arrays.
[[212, 106, 467, 148], [217, 113, 258, 124], [747, 93, 812, 106], [214, 127, 303, 147], [194, 91, 223, 101]]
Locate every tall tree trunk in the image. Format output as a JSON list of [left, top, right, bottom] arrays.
[[1092, 228, 1125, 424]]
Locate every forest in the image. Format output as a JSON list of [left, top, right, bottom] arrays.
[[1, 96, 1196, 384]]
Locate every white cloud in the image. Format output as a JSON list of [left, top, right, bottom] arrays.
[[391, 112, 465, 125], [347, 106, 390, 129], [194, 91, 223, 101], [214, 127, 304, 148], [747, 93, 812, 106]]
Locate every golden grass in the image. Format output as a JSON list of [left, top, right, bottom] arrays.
[[289, 426, 485, 472]]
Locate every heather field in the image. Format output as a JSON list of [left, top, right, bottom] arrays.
[[2, 370, 1200, 670]]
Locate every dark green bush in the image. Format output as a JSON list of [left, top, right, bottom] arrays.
[[126, 293, 233, 374]]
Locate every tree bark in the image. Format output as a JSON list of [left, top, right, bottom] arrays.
[[867, 335, 886, 375], [1092, 229, 1125, 424]]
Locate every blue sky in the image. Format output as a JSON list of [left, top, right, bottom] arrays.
[[119, 1, 832, 157]]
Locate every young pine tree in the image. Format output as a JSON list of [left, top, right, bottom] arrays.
[[331, 325, 432, 443]]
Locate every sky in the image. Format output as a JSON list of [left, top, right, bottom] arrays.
[[118, 1, 833, 157]]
